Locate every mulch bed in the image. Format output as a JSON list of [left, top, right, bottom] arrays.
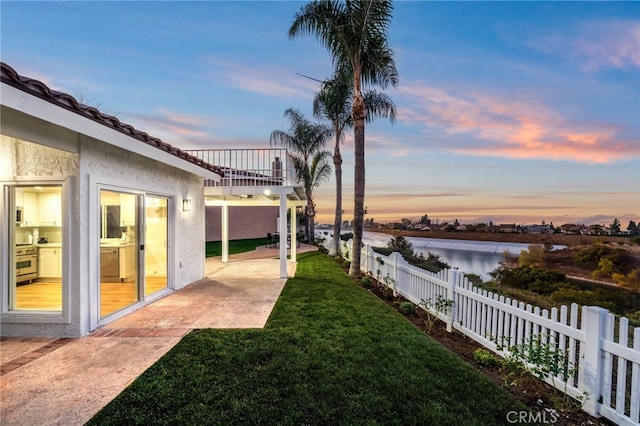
[[342, 262, 615, 426]]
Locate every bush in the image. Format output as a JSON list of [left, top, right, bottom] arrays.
[[398, 302, 416, 316], [574, 246, 630, 275], [518, 245, 546, 267], [388, 236, 414, 258], [360, 277, 373, 288], [340, 232, 353, 241], [494, 265, 569, 294], [473, 349, 500, 368], [464, 273, 484, 286], [381, 287, 395, 300]]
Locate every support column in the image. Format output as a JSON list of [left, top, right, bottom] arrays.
[[290, 204, 297, 263], [279, 194, 288, 278], [221, 203, 229, 263]]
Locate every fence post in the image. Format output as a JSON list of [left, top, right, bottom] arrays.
[[391, 251, 400, 297], [365, 244, 372, 276], [580, 306, 607, 417], [446, 269, 458, 333]]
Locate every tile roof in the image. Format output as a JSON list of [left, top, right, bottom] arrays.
[[1, 62, 223, 177]]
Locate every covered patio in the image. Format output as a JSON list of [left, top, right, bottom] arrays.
[[186, 148, 307, 278]]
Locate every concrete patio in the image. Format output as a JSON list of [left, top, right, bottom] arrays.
[[0, 244, 316, 425]]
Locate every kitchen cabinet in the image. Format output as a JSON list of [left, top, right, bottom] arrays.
[[22, 191, 38, 226], [15, 190, 23, 208], [119, 244, 136, 282], [120, 194, 136, 226], [39, 247, 62, 278], [38, 192, 62, 226]]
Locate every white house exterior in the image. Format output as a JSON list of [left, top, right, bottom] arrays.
[[0, 62, 223, 337]]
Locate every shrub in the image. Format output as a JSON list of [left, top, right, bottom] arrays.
[[464, 273, 484, 286], [494, 265, 569, 294], [419, 295, 453, 333], [398, 302, 416, 316], [340, 232, 353, 241], [387, 235, 415, 258], [360, 277, 373, 288], [381, 287, 395, 300], [613, 270, 640, 290], [574, 246, 630, 275], [518, 245, 546, 267], [473, 349, 500, 367]]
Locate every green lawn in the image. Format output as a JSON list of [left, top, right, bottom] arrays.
[[205, 238, 267, 257], [89, 252, 527, 425]]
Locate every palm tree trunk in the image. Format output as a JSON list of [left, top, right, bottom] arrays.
[[350, 88, 366, 277], [306, 194, 314, 243], [331, 135, 343, 257]]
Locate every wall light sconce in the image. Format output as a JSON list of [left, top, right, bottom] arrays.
[[182, 199, 192, 212]]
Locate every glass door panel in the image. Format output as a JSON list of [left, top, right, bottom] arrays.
[[100, 190, 139, 318], [145, 196, 168, 296]]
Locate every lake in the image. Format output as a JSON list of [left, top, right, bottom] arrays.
[[316, 230, 557, 280], [358, 231, 535, 281]]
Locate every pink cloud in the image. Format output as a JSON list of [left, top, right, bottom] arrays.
[[129, 109, 211, 144], [397, 82, 637, 164], [206, 59, 316, 98]]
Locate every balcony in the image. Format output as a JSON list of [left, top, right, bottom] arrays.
[[185, 149, 297, 188], [184, 148, 305, 202]]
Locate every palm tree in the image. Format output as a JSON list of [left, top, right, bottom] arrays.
[[270, 108, 332, 242], [313, 69, 397, 257], [290, 0, 398, 276]]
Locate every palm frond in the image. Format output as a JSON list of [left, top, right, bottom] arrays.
[[363, 90, 397, 124]]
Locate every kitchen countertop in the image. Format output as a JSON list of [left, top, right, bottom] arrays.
[[36, 243, 62, 248], [100, 242, 136, 248]]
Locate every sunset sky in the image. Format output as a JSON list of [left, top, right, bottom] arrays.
[[2, 1, 638, 227]]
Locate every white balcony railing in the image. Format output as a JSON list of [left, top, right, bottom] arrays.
[[185, 149, 297, 188]]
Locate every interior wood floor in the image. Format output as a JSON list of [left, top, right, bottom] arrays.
[[14, 277, 168, 317]]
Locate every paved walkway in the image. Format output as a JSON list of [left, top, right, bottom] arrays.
[[0, 245, 316, 426]]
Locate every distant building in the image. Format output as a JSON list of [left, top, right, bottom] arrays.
[[527, 224, 552, 234], [498, 223, 521, 233], [559, 223, 586, 235]]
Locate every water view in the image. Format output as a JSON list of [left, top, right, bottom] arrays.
[[361, 231, 534, 281]]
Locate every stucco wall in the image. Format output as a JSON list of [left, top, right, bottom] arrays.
[[1, 130, 207, 337], [1, 135, 78, 177], [78, 135, 205, 334], [0, 135, 80, 337], [205, 206, 278, 242]]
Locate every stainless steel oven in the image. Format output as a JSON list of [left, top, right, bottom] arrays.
[[16, 245, 37, 284]]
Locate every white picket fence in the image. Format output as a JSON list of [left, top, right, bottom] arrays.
[[324, 237, 640, 426]]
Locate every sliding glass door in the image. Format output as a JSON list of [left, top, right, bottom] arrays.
[[99, 190, 170, 319], [99, 190, 139, 318], [145, 195, 168, 296]]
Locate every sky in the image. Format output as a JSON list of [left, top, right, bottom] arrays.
[[2, 1, 639, 227]]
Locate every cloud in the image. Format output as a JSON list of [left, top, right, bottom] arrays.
[[397, 82, 638, 164], [127, 109, 213, 145], [205, 58, 317, 99], [528, 19, 640, 72]]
